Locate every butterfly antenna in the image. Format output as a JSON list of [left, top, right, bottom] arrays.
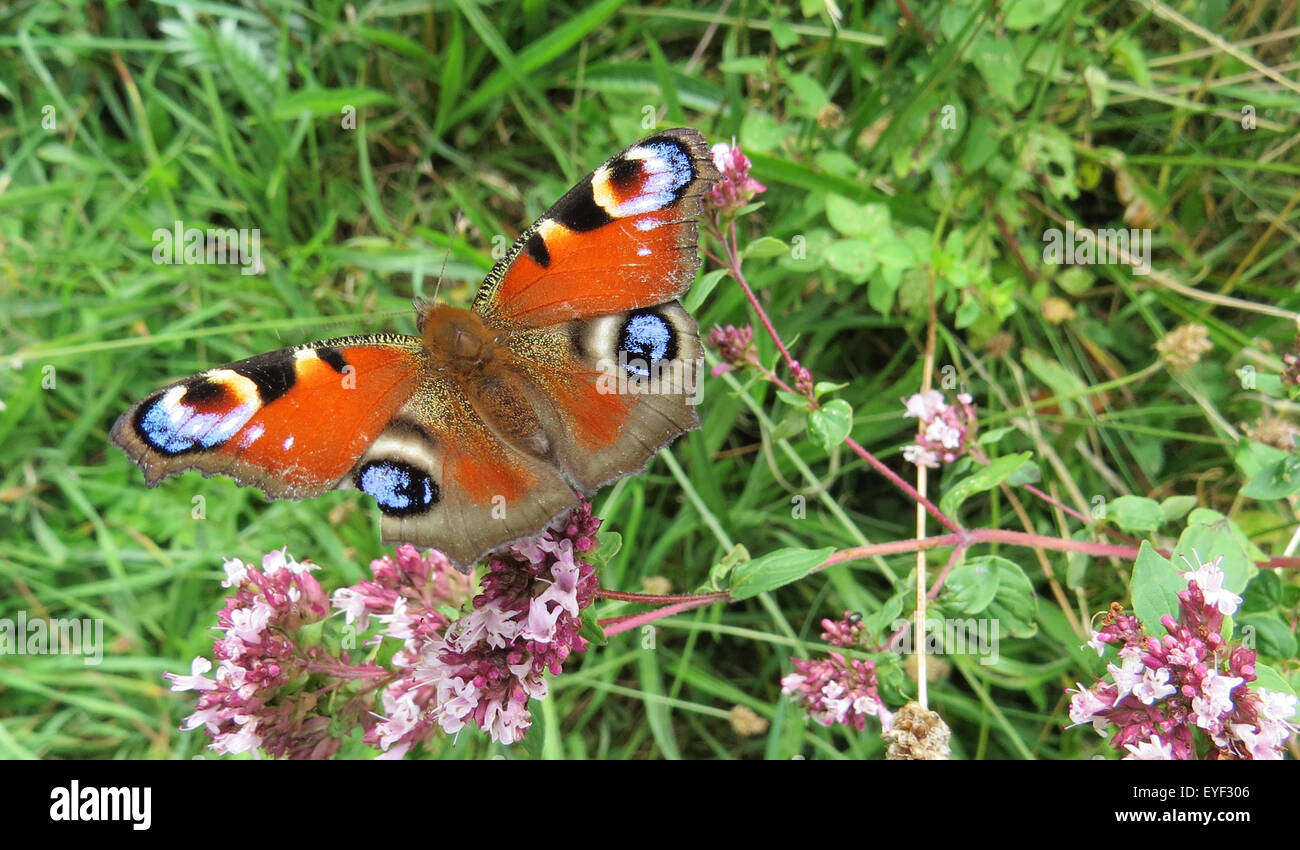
[[429, 211, 463, 308]]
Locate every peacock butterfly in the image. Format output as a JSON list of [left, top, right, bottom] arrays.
[[112, 128, 720, 570]]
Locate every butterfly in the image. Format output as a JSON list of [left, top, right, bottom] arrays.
[[112, 128, 721, 570]]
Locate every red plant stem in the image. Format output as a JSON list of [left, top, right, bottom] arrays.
[[723, 219, 801, 373], [746, 357, 796, 395], [844, 436, 962, 533], [1021, 482, 1089, 524], [593, 529, 1299, 634], [819, 529, 1142, 567], [599, 597, 717, 636], [304, 662, 391, 679], [928, 545, 967, 599], [596, 589, 730, 604]]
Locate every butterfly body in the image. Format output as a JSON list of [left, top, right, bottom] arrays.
[[112, 128, 720, 569]]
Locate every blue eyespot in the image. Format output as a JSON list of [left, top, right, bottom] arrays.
[[613, 141, 693, 217], [357, 460, 439, 516], [619, 311, 675, 377], [134, 383, 258, 455], [642, 141, 692, 187]]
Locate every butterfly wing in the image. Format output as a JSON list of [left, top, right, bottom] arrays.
[[473, 127, 719, 328], [113, 332, 575, 569], [470, 128, 717, 493], [111, 335, 424, 499], [500, 303, 704, 491], [340, 378, 578, 568]]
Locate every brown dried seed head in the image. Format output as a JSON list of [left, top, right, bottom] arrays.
[[883, 701, 952, 760]]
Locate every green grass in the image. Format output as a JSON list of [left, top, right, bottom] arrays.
[[2, 0, 1298, 760]]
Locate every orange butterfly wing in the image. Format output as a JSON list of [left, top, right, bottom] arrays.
[[111, 336, 423, 498], [473, 127, 719, 328], [467, 128, 718, 489]]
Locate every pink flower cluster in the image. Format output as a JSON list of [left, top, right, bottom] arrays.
[[901, 389, 977, 468], [166, 503, 605, 758], [707, 324, 755, 376], [331, 545, 474, 757], [781, 612, 893, 732], [707, 142, 766, 217], [1067, 556, 1297, 759], [820, 610, 865, 648], [357, 503, 602, 754], [166, 549, 337, 758]]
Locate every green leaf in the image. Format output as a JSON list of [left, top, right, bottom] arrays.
[[945, 556, 1000, 615], [770, 20, 798, 49], [1160, 495, 1197, 522], [962, 115, 1000, 171], [1111, 34, 1152, 87], [729, 547, 834, 600], [272, 87, 396, 119], [1103, 495, 1164, 534], [807, 400, 853, 452], [703, 544, 750, 592], [872, 238, 917, 270], [786, 73, 829, 114], [588, 531, 622, 569], [954, 296, 981, 329], [1255, 373, 1284, 398], [1131, 542, 1184, 637], [1066, 530, 1093, 589], [1187, 508, 1266, 563], [1021, 350, 1088, 416], [1234, 439, 1289, 480], [579, 609, 608, 647], [684, 268, 728, 313], [1006, 460, 1041, 486], [1003, 0, 1065, 29], [986, 558, 1038, 637], [1172, 518, 1256, 595], [826, 239, 877, 283], [863, 591, 905, 638], [1242, 454, 1300, 499], [776, 389, 810, 408], [970, 37, 1023, 105], [1055, 266, 1094, 295], [295, 619, 325, 650], [939, 452, 1032, 517], [826, 195, 889, 237], [522, 696, 547, 756], [740, 109, 785, 153], [814, 381, 848, 397], [743, 236, 789, 259], [867, 274, 898, 314], [977, 426, 1016, 445], [1021, 127, 1078, 199], [1236, 612, 1297, 659], [1250, 664, 1297, 701], [718, 56, 769, 75]]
